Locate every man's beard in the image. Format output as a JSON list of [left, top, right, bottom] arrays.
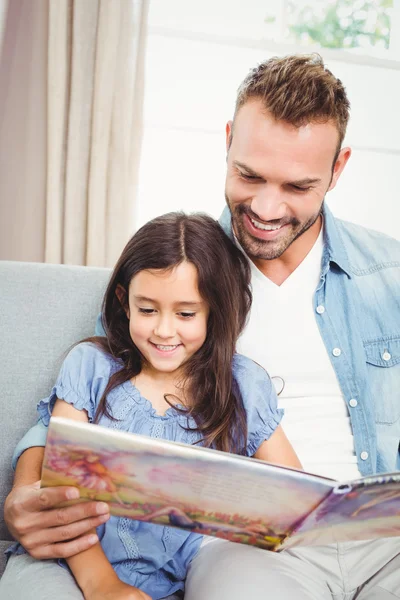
[[227, 199, 322, 261]]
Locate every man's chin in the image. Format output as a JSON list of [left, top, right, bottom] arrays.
[[237, 227, 293, 261], [239, 239, 280, 261]]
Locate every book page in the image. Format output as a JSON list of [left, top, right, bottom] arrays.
[[41, 417, 333, 551], [282, 473, 400, 549]]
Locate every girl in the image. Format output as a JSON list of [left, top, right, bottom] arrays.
[[23, 213, 300, 600]]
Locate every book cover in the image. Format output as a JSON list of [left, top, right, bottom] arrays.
[[41, 417, 400, 551]]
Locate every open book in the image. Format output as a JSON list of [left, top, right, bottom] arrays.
[[41, 417, 400, 551]]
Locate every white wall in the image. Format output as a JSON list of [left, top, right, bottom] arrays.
[[323, 59, 400, 237], [136, 18, 400, 240]]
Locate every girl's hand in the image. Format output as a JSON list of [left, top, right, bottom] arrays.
[[86, 578, 152, 600]]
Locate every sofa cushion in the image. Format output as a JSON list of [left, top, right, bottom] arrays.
[[0, 261, 110, 561]]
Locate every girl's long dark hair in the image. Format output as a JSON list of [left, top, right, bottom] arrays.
[[89, 212, 252, 454]]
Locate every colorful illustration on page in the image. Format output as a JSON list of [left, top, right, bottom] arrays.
[[42, 421, 332, 551]]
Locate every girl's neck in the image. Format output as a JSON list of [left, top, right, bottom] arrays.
[[133, 366, 189, 415], [140, 363, 184, 388]]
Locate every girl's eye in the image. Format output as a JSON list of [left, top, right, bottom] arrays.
[[178, 312, 196, 319], [138, 308, 155, 315]]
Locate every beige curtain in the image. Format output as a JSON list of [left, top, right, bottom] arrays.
[[0, 0, 8, 55], [0, 0, 48, 263], [46, 0, 149, 266], [0, 0, 148, 266]]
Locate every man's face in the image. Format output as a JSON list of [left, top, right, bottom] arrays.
[[225, 99, 350, 262]]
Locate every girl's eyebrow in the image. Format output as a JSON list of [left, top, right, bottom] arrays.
[[133, 295, 156, 303], [175, 301, 203, 308], [133, 295, 203, 307]]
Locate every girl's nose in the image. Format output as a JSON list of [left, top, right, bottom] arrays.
[[153, 316, 175, 339]]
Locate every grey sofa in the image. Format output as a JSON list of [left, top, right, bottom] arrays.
[[0, 260, 111, 577]]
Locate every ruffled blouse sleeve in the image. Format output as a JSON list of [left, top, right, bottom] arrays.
[[37, 342, 116, 425], [232, 354, 284, 456]]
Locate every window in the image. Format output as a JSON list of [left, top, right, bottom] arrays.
[[270, 1, 397, 56], [146, 0, 399, 57], [136, 0, 400, 239]]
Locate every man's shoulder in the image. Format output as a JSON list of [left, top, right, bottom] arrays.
[[336, 217, 400, 249], [232, 354, 271, 385], [334, 217, 400, 275], [63, 341, 122, 378]]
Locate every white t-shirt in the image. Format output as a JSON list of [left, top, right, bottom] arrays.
[[237, 229, 361, 481]]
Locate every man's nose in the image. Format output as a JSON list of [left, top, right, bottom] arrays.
[[251, 186, 286, 222]]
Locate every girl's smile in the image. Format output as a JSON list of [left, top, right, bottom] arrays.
[[149, 342, 183, 354]]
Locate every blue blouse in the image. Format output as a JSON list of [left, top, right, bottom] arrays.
[[13, 343, 283, 599]]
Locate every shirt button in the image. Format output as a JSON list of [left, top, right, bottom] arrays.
[[349, 398, 358, 408], [360, 451, 369, 461], [382, 351, 391, 361], [316, 305, 325, 314], [332, 347, 341, 357]]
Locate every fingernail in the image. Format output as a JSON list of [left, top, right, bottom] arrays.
[[66, 488, 80, 500], [88, 534, 99, 545], [96, 502, 109, 515], [98, 513, 109, 522]]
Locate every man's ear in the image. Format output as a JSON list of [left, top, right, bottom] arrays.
[[226, 120, 233, 153], [115, 284, 130, 319], [328, 146, 351, 192]]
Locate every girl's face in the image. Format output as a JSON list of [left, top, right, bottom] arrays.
[[121, 262, 209, 376]]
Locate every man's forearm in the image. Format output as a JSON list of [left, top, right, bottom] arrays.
[[12, 446, 45, 488]]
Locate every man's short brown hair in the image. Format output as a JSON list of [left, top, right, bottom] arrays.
[[234, 54, 350, 150]]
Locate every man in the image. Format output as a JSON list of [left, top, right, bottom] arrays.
[[183, 54, 400, 599], [2, 55, 400, 599]]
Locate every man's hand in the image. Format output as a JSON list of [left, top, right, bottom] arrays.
[[4, 480, 110, 559]]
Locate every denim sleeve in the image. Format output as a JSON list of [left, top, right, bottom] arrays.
[[232, 354, 284, 456], [11, 419, 48, 470], [95, 313, 106, 336]]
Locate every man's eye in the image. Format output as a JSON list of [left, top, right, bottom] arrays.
[[178, 312, 195, 319], [139, 308, 155, 315], [291, 185, 311, 192], [240, 173, 259, 182]]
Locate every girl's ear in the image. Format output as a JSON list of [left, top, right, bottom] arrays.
[[115, 284, 130, 319]]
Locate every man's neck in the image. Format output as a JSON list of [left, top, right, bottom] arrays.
[[252, 217, 323, 286]]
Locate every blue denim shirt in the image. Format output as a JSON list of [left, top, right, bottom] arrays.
[[12, 203, 400, 479], [219, 202, 400, 477]]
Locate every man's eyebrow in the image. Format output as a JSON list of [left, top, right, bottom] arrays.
[[233, 162, 321, 187], [233, 161, 263, 178], [289, 177, 321, 186]]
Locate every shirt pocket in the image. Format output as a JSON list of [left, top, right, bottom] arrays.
[[364, 337, 400, 424]]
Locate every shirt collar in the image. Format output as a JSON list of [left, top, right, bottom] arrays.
[[321, 203, 352, 277]]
